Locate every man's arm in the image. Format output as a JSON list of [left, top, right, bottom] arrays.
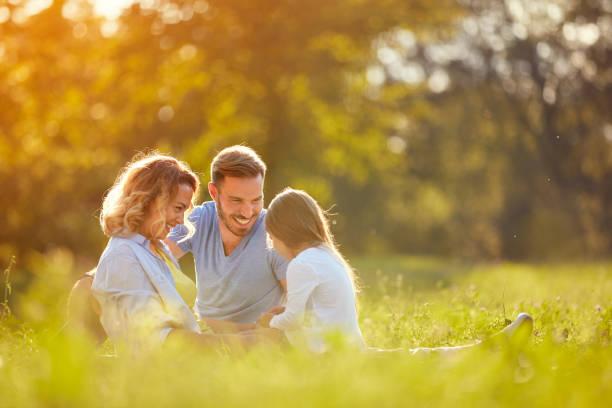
[[279, 278, 287, 292], [165, 205, 202, 259], [164, 237, 185, 259]]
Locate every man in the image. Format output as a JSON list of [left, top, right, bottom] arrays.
[[165, 145, 287, 332]]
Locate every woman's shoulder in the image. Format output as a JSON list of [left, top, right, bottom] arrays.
[[105, 235, 141, 253], [94, 237, 148, 288], [98, 237, 143, 268]]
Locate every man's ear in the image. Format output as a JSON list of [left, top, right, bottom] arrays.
[[208, 182, 218, 201]]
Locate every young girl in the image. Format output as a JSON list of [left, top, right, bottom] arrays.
[[256, 188, 365, 352], [256, 188, 533, 354]]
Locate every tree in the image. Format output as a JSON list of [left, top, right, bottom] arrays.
[[0, 0, 460, 269], [371, 0, 611, 258]]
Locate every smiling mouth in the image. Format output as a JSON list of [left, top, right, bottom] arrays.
[[233, 217, 252, 226]]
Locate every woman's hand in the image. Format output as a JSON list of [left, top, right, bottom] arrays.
[[257, 312, 274, 328]]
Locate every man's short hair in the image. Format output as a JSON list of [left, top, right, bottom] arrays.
[[211, 145, 267, 185]]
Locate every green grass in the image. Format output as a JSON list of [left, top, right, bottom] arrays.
[[1, 255, 611, 407]]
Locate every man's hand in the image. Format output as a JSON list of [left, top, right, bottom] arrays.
[[267, 306, 285, 315], [257, 312, 274, 328]]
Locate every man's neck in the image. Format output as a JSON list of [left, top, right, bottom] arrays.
[[218, 219, 245, 256]]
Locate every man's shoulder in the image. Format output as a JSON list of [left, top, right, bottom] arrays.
[[189, 201, 217, 224], [201, 200, 217, 211], [194, 201, 216, 215]]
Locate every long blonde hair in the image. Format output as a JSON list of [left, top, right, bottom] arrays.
[[265, 188, 359, 299], [101, 153, 200, 238]]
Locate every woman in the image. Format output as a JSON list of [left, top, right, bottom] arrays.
[[256, 188, 533, 354], [91, 153, 260, 352]]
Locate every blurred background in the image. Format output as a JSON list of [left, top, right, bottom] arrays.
[[0, 0, 610, 291]]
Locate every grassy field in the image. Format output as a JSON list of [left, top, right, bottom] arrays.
[[1, 254, 611, 407]]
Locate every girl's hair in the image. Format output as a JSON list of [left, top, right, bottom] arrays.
[[265, 188, 359, 298], [100, 153, 200, 238]]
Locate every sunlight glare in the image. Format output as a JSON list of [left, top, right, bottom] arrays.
[[90, 0, 135, 19], [0, 7, 9, 24], [24, 0, 53, 17]]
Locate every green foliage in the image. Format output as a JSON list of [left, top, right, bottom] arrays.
[[16, 248, 77, 330], [377, 0, 612, 258], [0, 0, 461, 270], [1, 256, 611, 407], [1, 0, 611, 282]]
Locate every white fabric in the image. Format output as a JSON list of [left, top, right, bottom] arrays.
[[269, 246, 365, 352], [92, 234, 201, 352]]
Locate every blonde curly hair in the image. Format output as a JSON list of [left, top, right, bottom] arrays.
[[100, 153, 200, 238]]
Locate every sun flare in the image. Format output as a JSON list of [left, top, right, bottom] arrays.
[[90, 0, 135, 19]]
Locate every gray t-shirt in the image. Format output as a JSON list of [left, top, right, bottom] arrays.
[[168, 201, 288, 323]]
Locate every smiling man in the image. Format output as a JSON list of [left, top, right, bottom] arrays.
[[165, 146, 288, 332]]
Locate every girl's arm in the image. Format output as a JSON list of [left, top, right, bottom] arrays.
[[261, 261, 318, 331]]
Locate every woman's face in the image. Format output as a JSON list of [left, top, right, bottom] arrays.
[[141, 183, 194, 240]]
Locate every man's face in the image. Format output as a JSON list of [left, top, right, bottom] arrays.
[[209, 175, 264, 237]]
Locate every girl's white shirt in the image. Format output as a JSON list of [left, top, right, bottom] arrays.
[[269, 246, 365, 352]]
